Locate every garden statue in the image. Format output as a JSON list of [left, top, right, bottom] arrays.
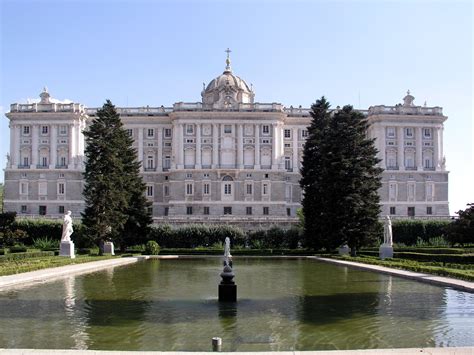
[[60, 211, 75, 258], [61, 211, 74, 242], [219, 237, 236, 302], [379, 215, 394, 260], [383, 215, 393, 246]]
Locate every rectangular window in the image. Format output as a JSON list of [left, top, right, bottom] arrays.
[[407, 207, 415, 217], [246, 207, 252, 215], [263, 207, 269, 215], [284, 129, 291, 138], [164, 156, 171, 169], [427, 206, 433, 215], [223, 207, 232, 215], [23, 126, 30, 135], [59, 206, 65, 214], [186, 206, 193, 215], [262, 125, 269, 134], [23, 157, 29, 167], [285, 156, 291, 170], [262, 183, 269, 195], [41, 126, 49, 135], [284, 143, 291, 148], [60, 156, 67, 166], [203, 206, 210, 215], [287, 208, 291, 216], [203, 183, 210, 195], [186, 173, 193, 178], [58, 182, 65, 195], [41, 157, 48, 167], [59, 126, 67, 135], [387, 127, 396, 138], [147, 129, 154, 137], [186, 183, 193, 195], [246, 183, 253, 195], [203, 173, 210, 178], [246, 173, 252, 178], [186, 125, 194, 134], [262, 139, 270, 144], [423, 128, 432, 138], [164, 207, 169, 216], [405, 127, 414, 138], [186, 139, 194, 143], [147, 207, 153, 215], [224, 183, 232, 195], [224, 125, 232, 134], [164, 128, 172, 137], [38, 182, 47, 196], [126, 129, 133, 137], [39, 206, 47, 215], [21, 205, 27, 213], [389, 206, 396, 215], [147, 156, 154, 169], [146, 185, 154, 197], [301, 130, 309, 138], [164, 185, 169, 196]]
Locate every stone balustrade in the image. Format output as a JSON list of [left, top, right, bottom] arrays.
[[368, 105, 443, 116], [10, 102, 85, 113]]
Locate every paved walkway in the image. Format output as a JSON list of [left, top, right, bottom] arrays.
[[311, 257, 474, 293], [0, 346, 472, 354], [0, 257, 140, 290]]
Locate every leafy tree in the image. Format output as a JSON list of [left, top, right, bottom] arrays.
[[300, 97, 383, 255], [82, 100, 151, 250], [446, 203, 474, 246]]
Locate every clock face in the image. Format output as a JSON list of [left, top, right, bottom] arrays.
[[203, 125, 211, 136]]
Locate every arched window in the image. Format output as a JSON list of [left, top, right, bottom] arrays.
[[222, 175, 233, 181]]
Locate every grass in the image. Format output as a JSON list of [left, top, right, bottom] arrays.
[[0, 255, 114, 276], [330, 254, 474, 282]]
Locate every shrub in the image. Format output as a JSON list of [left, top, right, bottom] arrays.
[[0, 251, 55, 261], [33, 237, 59, 250], [9, 245, 27, 253], [392, 220, 450, 246], [145, 240, 160, 255]]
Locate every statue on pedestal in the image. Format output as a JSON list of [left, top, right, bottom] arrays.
[[61, 211, 74, 242], [383, 215, 393, 246]]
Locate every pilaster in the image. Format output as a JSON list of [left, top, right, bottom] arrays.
[[237, 123, 243, 169], [195, 123, 201, 169], [397, 126, 404, 171], [31, 125, 39, 168], [416, 127, 422, 171], [254, 124, 260, 169]]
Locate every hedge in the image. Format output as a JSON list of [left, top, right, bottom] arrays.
[[158, 248, 314, 256], [361, 247, 470, 255], [392, 220, 450, 246], [358, 250, 474, 264], [0, 251, 55, 262]]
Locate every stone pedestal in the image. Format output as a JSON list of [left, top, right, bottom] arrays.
[[219, 283, 237, 302], [103, 242, 115, 255], [338, 245, 351, 256], [59, 241, 75, 259], [379, 244, 394, 260]]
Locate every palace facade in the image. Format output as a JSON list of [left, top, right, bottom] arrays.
[[3, 55, 449, 229]]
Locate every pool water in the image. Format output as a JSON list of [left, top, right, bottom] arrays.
[[0, 257, 472, 351]]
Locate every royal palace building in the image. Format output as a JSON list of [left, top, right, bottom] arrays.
[[3, 54, 449, 229]]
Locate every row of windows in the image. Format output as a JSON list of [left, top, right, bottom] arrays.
[[389, 206, 433, 216], [19, 156, 68, 168], [22, 125, 68, 136], [181, 206, 289, 216], [146, 182, 270, 197], [20, 205, 66, 215], [128, 128, 173, 138], [20, 182, 66, 195], [386, 127, 434, 139]]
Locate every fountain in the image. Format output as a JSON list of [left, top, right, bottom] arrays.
[[218, 237, 237, 302]]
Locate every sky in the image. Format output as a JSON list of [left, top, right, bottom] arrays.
[[0, 0, 472, 214]]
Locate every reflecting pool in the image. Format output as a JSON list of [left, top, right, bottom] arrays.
[[0, 257, 472, 351]]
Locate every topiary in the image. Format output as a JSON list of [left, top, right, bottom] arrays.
[[144, 240, 160, 255]]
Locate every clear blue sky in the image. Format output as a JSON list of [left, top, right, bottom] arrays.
[[0, 0, 472, 213]]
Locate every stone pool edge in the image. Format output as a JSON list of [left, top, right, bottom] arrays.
[[0, 257, 144, 290], [311, 256, 474, 293], [0, 346, 473, 354]]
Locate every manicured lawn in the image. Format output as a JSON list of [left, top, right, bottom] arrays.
[[332, 254, 474, 282], [0, 255, 114, 276]]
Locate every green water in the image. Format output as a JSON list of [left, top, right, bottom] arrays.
[[0, 257, 472, 351]]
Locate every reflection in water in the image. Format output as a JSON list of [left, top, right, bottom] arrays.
[[0, 258, 472, 351]]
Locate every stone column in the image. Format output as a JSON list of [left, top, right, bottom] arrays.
[[378, 125, 386, 169], [416, 127, 423, 171], [397, 126, 404, 170], [433, 126, 440, 170], [178, 124, 184, 168], [171, 123, 178, 169], [271, 123, 279, 169], [237, 124, 243, 169], [292, 127, 298, 172], [157, 127, 163, 171], [138, 127, 144, 172], [68, 123, 76, 168], [254, 124, 260, 168], [212, 123, 219, 168], [12, 125, 20, 167], [50, 124, 57, 168], [195, 124, 201, 169], [31, 125, 39, 168], [440, 126, 444, 169]]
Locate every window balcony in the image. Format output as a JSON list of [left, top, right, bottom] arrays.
[[144, 167, 156, 172], [55, 164, 68, 169], [386, 166, 399, 170], [424, 167, 435, 171], [405, 166, 417, 171], [18, 165, 30, 169], [37, 165, 49, 169], [201, 165, 212, 169]]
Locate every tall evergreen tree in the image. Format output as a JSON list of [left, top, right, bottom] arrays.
[[82, 100, 151, 249], [300, 97, 382, 254]]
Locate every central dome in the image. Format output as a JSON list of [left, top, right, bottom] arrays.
[[201, 50, 255, 109]]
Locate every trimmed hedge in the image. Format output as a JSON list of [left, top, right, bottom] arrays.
[[0, 251, 55, 262], [361, 247, 471, 254], [358, 250, 474, 264], [392, 220, 450, 246], [159, 248, 314, 256]]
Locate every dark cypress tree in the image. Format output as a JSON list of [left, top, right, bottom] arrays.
[[82, 100, 151, 249], [300, 98, 382, 254]]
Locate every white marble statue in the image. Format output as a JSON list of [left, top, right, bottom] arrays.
[[224, 237, 232, 258], [61, 211, 74, 242], [383, 215, 393, 246]]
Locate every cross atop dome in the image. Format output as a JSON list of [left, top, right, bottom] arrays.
[[224, 48, 232, 72]]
